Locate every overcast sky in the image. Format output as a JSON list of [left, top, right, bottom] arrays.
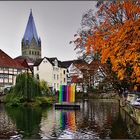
[[0, 1, 97, 61]]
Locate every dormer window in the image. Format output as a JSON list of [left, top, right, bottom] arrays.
[[54, 59, 58, 67]]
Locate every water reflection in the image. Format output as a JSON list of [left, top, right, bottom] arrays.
[[59, 111, 76, 131], [0, 104, 16, 139], [5, 106, 42, 139], [1, 99, 140, 139], [120, 108, 140, 139], [40, 100, 121, 139], [74, 100, 120, 139], [40, 108, 76, 139]]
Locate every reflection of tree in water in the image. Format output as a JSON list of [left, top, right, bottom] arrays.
[[0, 104, 16, 139], [5, 106, 42, 139], [120, 108, 140, 139], [110, 109, 129, 139], [75, 100, 121, 139]]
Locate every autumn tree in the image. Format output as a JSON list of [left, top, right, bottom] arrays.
[[73, 0, 140, 91]]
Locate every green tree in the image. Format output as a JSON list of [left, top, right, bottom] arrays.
[[39, 80, 51, 95], [6, 72, 41, 103]]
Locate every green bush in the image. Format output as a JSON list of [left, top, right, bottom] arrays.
[[39, 80, 51, 96], [35, 96, 55, 107], [5, 72, 56, 107]]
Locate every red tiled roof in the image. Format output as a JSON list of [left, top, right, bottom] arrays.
[[74, 60, 104, 72], [0, 49, 28, 69], [14, 57, 29, 69], [71, 75, 83, 83]]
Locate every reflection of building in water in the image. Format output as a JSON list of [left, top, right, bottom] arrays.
[[81, 100, 119, 127], [40, 109, 76, 139], [0, 105, 16, 139], [75, 100, 119, 139], [40, 109, 60, 139]]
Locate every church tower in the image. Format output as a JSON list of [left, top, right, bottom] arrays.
[[21, 10, 41, 60]]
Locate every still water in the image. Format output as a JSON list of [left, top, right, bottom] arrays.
[[0, 99, 140, 139]]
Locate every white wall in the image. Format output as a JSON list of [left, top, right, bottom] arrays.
[[52, 65, 60, 91], [68, 63, 83, 78], [34, 58, 53, 87], [34, 58, 68, 91]]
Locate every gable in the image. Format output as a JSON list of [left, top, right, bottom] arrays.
[[40, 57, 52, 67], [68, 63, 81, 74]]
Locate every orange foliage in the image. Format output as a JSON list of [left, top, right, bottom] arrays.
[[84, 0, 140, 83]]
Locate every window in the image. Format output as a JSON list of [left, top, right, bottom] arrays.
[[64, 78, 66, 83], [57, 75, 59, 80], [4, 68, 8, 71], [57, 83, 59, 88], [0, 74, 8, 79], [54, 59, 58, 66], [37, 66, 39, 71], [63, 70, 65, 74], [17, 70, 22, 74], [29, 51, 31, 55], [43, 60, 47, 63], [54, 74, 56, 80]]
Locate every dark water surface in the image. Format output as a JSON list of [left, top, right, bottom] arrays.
[[0, 99, 140, 139]]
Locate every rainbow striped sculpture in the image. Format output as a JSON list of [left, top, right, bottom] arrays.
[[59, 85, 76, 103]]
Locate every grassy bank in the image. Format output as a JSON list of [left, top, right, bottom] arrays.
[[4, 94, 56, 107]]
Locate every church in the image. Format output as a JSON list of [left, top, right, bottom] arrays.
[[0, 10, 104, 93], [18, 10, 71, 92]]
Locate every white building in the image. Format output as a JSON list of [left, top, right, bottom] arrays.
[[33, 57, 68, 91], [67, 60, 106, 90]]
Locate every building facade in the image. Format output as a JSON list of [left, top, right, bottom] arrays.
[[33, 57, 67, 91], [0, 49, 29, 89]]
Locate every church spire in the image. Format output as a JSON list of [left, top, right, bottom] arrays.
[[21, 10, 42, 60], [23, 9, 39, 45]]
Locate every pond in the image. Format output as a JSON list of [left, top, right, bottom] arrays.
[[0, 99, 140, 139]]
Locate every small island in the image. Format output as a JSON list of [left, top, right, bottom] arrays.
[[4, 72, 56, 107]]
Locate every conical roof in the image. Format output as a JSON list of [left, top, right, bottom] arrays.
[[23, 9, 39, 45]]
